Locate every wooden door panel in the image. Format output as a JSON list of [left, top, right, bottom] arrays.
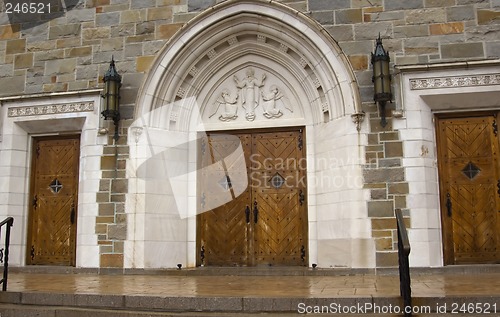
[[199, 196, 251, 266], [198, 129, 308, 267], [29, 137, 79, 266], [252, 131, 307, 266], [437, 116, 500, 264], [450, 184, 497, 263], [254, 189, 304, 265], [198, 134, 252, 266], [444, 123, 492, 159]]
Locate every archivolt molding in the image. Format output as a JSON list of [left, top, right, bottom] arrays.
[[135, 0, 361, 131]]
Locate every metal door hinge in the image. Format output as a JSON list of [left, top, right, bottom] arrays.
[[200, 246, 205, 265], [245, 206, 250, 224], [298, 130, 303, 150], [446, 193, 452, 217], [201, 137, 206, 155], [253, 200, 259, 224], [200, 192, 206, 209], [70, 202, 76, 224], [32, 195, 38, 210], [493, 119, 498, 136]]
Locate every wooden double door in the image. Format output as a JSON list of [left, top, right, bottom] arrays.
[[27, 136, 80, 266], [197, 129, 308, 266], [437, 115, 500, 264]]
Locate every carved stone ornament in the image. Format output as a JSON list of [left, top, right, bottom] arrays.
[[209, 68, 293, 122], [409, 74, 500, 90], [8, 102, 94, 117]]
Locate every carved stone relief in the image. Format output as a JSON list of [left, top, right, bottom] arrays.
[[207, 67, 295, 123], [409, 73, 500, 90], [209, 89, 239, 121], [261, 85, 293, 119], [8, 101, 94, 117]]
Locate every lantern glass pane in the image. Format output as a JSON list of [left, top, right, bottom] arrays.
[[382, 60, 390, 76], [374, 77, 382, 94], [382, 75, 391, 93], [109, 80, 118, 112], [373, 61, 382, 77]]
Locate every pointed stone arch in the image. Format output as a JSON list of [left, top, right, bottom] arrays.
[[134, 0, 361, 129], [128, 0, 371, 269]]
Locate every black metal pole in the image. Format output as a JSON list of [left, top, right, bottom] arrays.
[[2, 218, 13, 291]]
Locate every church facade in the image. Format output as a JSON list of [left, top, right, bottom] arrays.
[[0, 0, 499, 269]]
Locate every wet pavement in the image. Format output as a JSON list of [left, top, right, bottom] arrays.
[[6, 270, 500, 298]]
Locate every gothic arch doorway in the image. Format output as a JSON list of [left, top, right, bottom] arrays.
[[130, 0, 364, 268]]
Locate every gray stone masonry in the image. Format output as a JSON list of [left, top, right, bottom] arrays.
[[0, 0, 496, 115], [0, 0, 498, 269]]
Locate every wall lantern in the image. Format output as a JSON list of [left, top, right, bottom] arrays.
[[101, 58, 122, 141], [371, 35, 392, 127]]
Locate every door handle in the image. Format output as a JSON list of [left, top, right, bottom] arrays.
[[245, 206, 250, 224], [253, 201, 258, 224], [70, 202, 75, 224], [446, 193, 452, 217]]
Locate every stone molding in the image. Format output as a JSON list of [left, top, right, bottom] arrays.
[[409, 73, 500, 90], [135, 0, 362, 130], [8, 101, 94, 117]]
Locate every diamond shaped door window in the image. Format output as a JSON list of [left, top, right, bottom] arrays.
[[49, 178, 63, 193], [270, 173, 285, 189], [461, 162, 480, 180], [218, 175, 232, 191]]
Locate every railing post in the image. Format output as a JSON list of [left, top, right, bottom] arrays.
[[396, 209, 411, 317], [0, 217, 14, 291]]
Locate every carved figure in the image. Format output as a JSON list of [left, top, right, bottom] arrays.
[[209, 90, 239, 121], [233, 68, 266, 121], [261, 85, 293, 119]]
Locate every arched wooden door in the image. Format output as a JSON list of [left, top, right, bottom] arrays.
[[197, 128, 308, 266]]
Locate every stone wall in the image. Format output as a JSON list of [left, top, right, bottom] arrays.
[[0, 0, 498, 268], [96, 119, 130, 268], [1, 0, 497, 115]]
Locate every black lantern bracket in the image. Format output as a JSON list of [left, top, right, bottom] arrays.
[[101, 57, 122, 141], [371, 34, 393, 127]]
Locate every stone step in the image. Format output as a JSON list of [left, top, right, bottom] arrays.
[[0, 303, 484, 317], [9, 263, 500, 276], [0, 291, 498, 316]]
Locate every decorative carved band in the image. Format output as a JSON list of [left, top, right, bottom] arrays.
[[409, 74, 500, 90], [8, 101, 94, 117]]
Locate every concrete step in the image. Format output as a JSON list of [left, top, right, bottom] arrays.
[[0, 303, 484, 317], [0, 291, 498, 316], [8, 263, 500, 276]]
